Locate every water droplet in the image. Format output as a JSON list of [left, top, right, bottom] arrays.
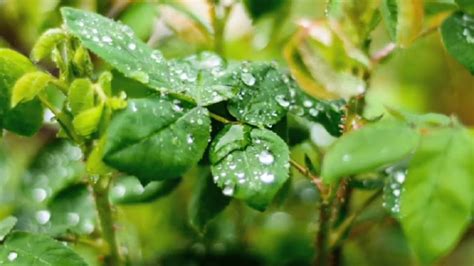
[[102, 36, 112, 43], [128, 43, 137, 50], [342, 154, 351, 162], [303, 100, 313, 108], [222, 186, 234, 196], [394, 171, 406, 183], [260, 172, 275, 183], [309, 108, 319, 117], [82, 220, 95, 234], [241, 73, 256, 86], [32, 188, 47, 202], [35, 210, 51, 225], [67, 212, 80, 226], [258, 150, 274, 165], [393, 189, 401, 197], [7, 252, 17, 261], [275, 95, 290, 108], [187, 134, 194, 144], [113, 185, 126, 197]]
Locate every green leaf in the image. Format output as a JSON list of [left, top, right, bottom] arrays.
[[189, 174, 230, 232], [381, 0, 398, 40], [227, 63, 289, 127], [31, 28, 67, 63], [61, 8, 171, 89], [68, 78, 94, 115], [2, 100, 44, 136], [110, 175, 181, 204], [103, 96, 211, 183], [11, 71, 53, 107], [210, 125, 290, 211], [86, 136, 112, 175], [456, 0, 474, 15], [22, 140, 85, 204], [72, 104, 104, 137], [0, 217, 17, 242], [441, 12, 474, 74], [0, 232, 87, 265], [0, 49, 43, 136], [243, 0, 288, 20], [48, 184, 96, 236], [387, 107, 452, 127], [381, 0, 424, 47], [400, 127, 474, 263], [321, 120, 420, 184], [168, 52, 239, 106], [287, 77, 345, 137]]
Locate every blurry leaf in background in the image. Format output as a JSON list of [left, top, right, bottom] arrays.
[[0, 231, 87, 265], [189, 174, 230, 232], [321, 120, 419, 184], [0, 49, 44, 136], [441, 12, 474, 74], [0, 216, 17, 241], [110, 176, 181, 204], [243, 0, 288, 21], [381, 0, 424, 47], [400, 126, 474, 263], [118, 2, 156, 41], [103, 97, 211, 183], [48, 184, 96, 236], [21, 140, 84, 206], [210, 125, 290, 211], [456, 0, 474, 15], [284, 25, 366, 100]]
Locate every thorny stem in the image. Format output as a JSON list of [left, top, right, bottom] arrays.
[[91, 175, 122, 266]]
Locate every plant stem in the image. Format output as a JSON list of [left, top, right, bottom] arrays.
[[329, 189, 382, 248], [289, 159, 325, 193], [315, 198, 334, 266], [91, 175, 122, 266]]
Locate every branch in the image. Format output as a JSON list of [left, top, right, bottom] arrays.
[[289, 159, 326, 194], [329, 189, 383, 248]]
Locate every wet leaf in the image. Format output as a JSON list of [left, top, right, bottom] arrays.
[[48, 184, 96, 236], [0, 49, 43, 136], [0, 232, 87, 265], [209, 125, 290, 211], [110, 176, 181, 204], [189, 174, 230, 232], [400, 127, 474, 263], [227, 62, 289, 127], [0, 217, 17, 242], [61, 8, 171, 90], [321, 120, 420, 184], [441, 12, 474, 74], [456, 0, 474, 15], [103, 96, 211, 183]]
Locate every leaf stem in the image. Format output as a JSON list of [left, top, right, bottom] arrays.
[[91, 175, 122, 266], [209, 112, 236, 124], [289, 159, 325, 193]]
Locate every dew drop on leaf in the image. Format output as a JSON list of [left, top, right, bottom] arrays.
[[260, 172, 275, 183], [258, 150, 274, 165], [7, 252, 18, 262], [241, 72, 256, 86], [222, 185, 234, 196], [35, 210, 51, 225]]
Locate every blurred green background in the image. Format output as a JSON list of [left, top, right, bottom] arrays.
[[0, 0, 473, 265]]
